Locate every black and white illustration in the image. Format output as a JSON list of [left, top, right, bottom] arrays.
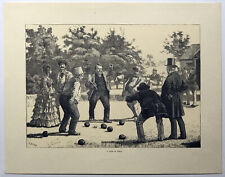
[[26, 25, 200, 148]]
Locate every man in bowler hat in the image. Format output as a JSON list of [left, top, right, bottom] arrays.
[[161, 58, 188, 139], [58, 67, 84, 135], [126, 82, 167, 142]]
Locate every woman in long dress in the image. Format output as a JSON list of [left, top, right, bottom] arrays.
[[29, 64, 60, 127]]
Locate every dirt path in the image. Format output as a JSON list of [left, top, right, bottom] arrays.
[[27, 100, 200, 148]]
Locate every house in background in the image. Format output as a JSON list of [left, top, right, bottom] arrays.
[[178, 44, 200, 88]]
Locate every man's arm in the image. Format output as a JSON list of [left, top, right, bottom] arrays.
[[70, 81, 81, 103], [161, 78, 173, 100], [67, 72, 73, 80], [125, 92, 139, 102], [86, 74, 97, 89]]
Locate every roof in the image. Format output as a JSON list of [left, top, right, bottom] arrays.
[[179, 44, 200, 60]]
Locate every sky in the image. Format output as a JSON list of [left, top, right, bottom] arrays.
[[26, 24, 200, 73]]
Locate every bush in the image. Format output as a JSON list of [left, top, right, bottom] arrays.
[[26, 74, 42, 94]]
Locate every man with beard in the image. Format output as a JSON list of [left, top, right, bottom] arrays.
[[86, 64, 111, 123], [161, 58, 188, 139]]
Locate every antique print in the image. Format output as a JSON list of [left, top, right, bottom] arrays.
[[4, 2, 222, 174], [26, 24, 200, 148]]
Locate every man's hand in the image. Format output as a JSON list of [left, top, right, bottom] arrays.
[[69, 98, 78, 105], [168, 94, 173, 100]]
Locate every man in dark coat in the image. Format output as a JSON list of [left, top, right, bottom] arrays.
[[126, 83, 167, 142], [161, 58, 188, 139], [86, 64, 111, 123]]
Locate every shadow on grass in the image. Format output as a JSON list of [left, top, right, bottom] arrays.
[[27, 132, 70, 138], [78, 117, 135, 123], [101, 139, 159, 146], [182, 140, 201, 148], [183, 105, 199, 109], [26, 123, 60, 128]]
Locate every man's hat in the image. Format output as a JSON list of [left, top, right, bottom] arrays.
[[165, 58, 177, 67], [73, 67, 83, 75], [58, 59, 68, 66], [137, 82, 150, 91], [132, 66, 139, 72], [43, 63, 51, 69], [153, 68, 157, 71], [42, 64, 51, 72], [96, 63, 103, 68]]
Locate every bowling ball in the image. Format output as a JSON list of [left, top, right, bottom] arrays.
[[101, 123, 107, 129], [119, 134, 126, 140], [78, 139, 85, 145], [107, 126, 113, 132], [119, 120, 125, 125], [84, 121, 90, 127], [42, 131, 48, 137]]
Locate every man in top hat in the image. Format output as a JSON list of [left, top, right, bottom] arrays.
[[126, 82, 167, 142], [161, 58, 188, 139], [58, 66, 84, 135], [86, 64, 111, 123], [122, 66, 144, 118]]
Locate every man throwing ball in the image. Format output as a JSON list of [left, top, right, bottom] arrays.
[[126, 82, 167, 142]]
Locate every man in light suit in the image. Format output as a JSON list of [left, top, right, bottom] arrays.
[[122, 67, 144, 118], [86, 64, 111, 123]]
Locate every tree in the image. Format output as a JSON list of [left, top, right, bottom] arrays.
[[26, 25, 62, 94], [26, 25, 61, 61], [162, 31, 190, 58], [100, 29, 144, 75], [145, 54, 156, 67], [63, 26, 101, 72]]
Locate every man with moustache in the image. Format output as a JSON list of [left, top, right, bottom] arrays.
[[86, 64, 111, 123]]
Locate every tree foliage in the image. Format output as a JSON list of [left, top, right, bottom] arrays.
[[162, 31, 190, 58], [62, 26, 102, 73], [62, 27, 144, 75], [26, 25, 61, 61], [26, 25, 148, 93], [145, 54, 156, 67], [100, 29, 144, 75]]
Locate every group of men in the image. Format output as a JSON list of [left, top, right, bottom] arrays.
[[124, 58, 187, 142], [56, 61, 111, 135], [56, 58, 191, 143]]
